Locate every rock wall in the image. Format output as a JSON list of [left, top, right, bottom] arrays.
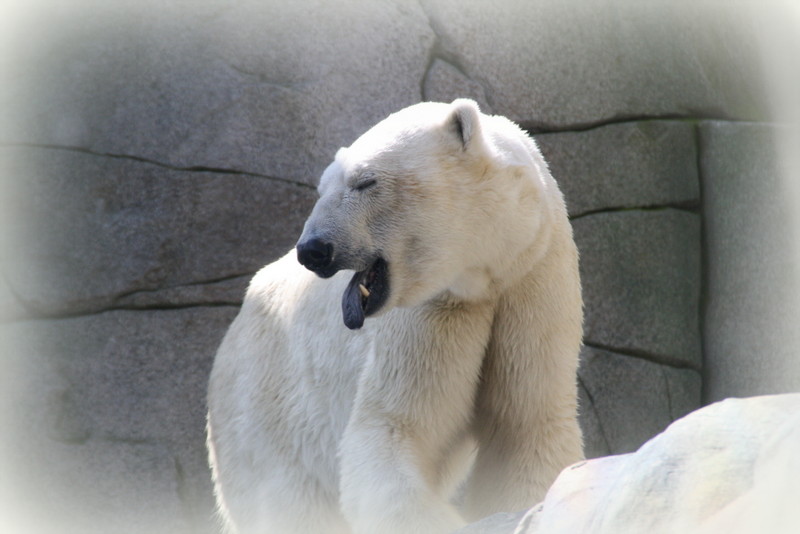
[[1, 1, 798, 533]]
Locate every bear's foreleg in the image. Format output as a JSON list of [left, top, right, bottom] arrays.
[[463, 263, 584, 520], [339, 300, 494, 534]]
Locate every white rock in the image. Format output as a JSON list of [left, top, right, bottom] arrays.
[[456, 394, 800, 534]]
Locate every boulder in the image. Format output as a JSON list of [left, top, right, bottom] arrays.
[[457, 394, 800, 534]]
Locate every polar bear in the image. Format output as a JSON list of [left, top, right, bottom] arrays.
[[206, 99, 584, 534]]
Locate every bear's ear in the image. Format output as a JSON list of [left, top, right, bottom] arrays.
[[447, 99, 482, 151]]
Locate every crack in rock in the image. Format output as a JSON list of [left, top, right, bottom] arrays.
[[0, 142, 315, 190], [569, 202, 701, 221], [2, 299, 242, 324], [661, 365, 675, 419], [228, 63, 311, 93], [112, 272, 253, 305], [578, 374, 612, 455], [583, 340, 702, 373], [416, 0, 493, 111], [523, 114, 756, 136]]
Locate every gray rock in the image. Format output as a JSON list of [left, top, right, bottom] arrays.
[[177, 439, 223, 534], [578, 346, 701, 458], [2, 0, 434, 185], [422, 58, 493, 113], [418, 0, 769, 128], [700, 122, 800, 402], [4, 1, 779, 175], [572, 210, 701, 368], [455, 394, 800, 534], [25, 307, 235, 444], [1, 306, 237, 533], [49, 440, 187, 534], [534, 121, 699, 218], [4, 435, 191, 534], [1, 147, 314, 316], [0, 271, 21, 322], [113, 274, 252, 310], [576, 377, 610, 457]]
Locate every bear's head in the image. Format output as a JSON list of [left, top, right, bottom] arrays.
[[297, 99, 549, 329]]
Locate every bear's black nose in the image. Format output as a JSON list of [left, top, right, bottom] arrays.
[[296, 238, 334, 273]]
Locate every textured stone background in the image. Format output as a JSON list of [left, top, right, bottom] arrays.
[[1, 1, 798, 533]]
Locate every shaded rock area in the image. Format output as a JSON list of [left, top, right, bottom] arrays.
[[1, 1, 434, 187], [535, 120, 699, 218], [417, 0, 768, 128], [573, 209, 701, 368], [456, 394, 800, 534], [1, 307, 238, 534], [1, 1, 798, 533], [700, 122, 800, 402], [1, 147, 314, 318], [578, 346, 701, 458]]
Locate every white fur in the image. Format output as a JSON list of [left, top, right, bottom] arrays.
[[207, 100, 584, 534]]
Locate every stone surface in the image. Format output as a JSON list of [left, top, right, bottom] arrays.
[[3, 1, 785, 183], [578, 346, 701, 458], [419, 0, 769, 128], [36, 440, 185, 534], [455, 512, 526, 534], [0, 272, 18, 322], [422, 58, 493, 114], [572, 210, 701, 368], [1, 0, 434, 186], [700, 122, 800, 402], [114, 274, 253, 310], [689, 405, 800, 534], [534, 121, 699, 218], [0, 147, 313, 317], [455, 394, 800, 534], [1, 306, 237, 533]]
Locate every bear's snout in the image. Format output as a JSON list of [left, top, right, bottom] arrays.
[[297, 238, 336, 277]]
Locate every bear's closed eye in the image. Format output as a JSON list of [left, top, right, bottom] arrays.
[[354, 178, 377, 191]]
